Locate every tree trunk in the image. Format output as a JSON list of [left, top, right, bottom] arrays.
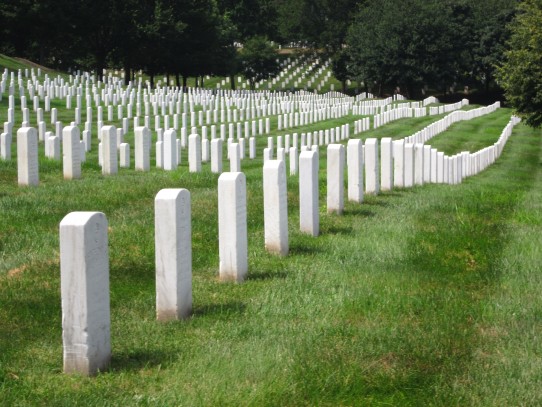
[[182, 76, 188, 91], [230, 74, 236, 90], [150, 72, 155, 89], [175, 72, 181, 88], [201, 76, 205, 88], [342, 80, 347, 93]]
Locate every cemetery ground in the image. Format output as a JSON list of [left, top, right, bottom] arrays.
[[1, 76, 542, 403]]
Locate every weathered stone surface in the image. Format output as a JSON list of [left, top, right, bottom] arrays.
[[60, 211, 111, 376]]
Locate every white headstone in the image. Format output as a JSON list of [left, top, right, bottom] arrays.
[[188, 134, 201, 172], [404, 143, 414, 187], [101, 126, 118, 175], [119, 143, 130, 168], [135, 127, 150, 171], [289, 147, 298, 176], [380, 137, 393, 191], [60, 211, 110, 376], [327, 144, 345, 214], [263, 160, 289, 256], [364, 138, 379, 194], [347, 139, 363, 203], [414, 143, 424, 186], [211, 138, 223, 173], [155, 189, 192, 320], [17, 127, 39, 186], [218, 172, 248, 282], [62, 126, 81, 180], [229, 143, 241, 172], [163, 129, 177, 171], [299, 151, 319, 236], [393, 140, 404, 188], [1, 133, 11, 160]]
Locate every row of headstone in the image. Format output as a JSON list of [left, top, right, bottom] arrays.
[[57, 111, 521, 376], [405, 102, 499, 145], [4, 100, 501, 188]]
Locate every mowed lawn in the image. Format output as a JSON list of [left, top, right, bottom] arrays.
[[1, 106, 542, 405]]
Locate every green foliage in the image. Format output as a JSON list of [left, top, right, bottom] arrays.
[[239, 36, 280, 89], [347, 0, 466, 97], [497, 0, 542, 128]]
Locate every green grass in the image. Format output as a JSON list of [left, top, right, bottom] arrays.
[[1, 65, 542, 405]]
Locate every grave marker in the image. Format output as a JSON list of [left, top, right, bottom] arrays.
[[155, 189, 192, 320], [218, 172, 248, 282], [263, 160, 288, 256], [60, 212, 110, 376]]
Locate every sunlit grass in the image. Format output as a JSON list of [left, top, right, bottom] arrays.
[[1, 72, 541, 406]]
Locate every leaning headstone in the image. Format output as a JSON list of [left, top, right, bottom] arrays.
[[347, 139, 363, 203], [17, 127, 39, 186], [60, 211, 110, 376], [327, 144, 345, 214], [218, 172, 248, 282], [101, 126, 118, 175], [263, 160, 288, 256], [62, 126, 81, 180], [299, 150, 319, 236], [155, 189, 192, 320], [135, 126, 150, 171]]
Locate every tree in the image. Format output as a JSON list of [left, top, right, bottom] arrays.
[[217, 0, 279, 41], [497, 0, 542, 127], [346, 0, 474, 98], [240, 36, 280, 89]]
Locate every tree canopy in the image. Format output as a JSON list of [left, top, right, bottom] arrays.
[[0, 0, 520, 99], [497, 0, 542, 128]]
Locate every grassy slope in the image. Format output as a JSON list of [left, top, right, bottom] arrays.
[[0, 62, 541, 404]]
